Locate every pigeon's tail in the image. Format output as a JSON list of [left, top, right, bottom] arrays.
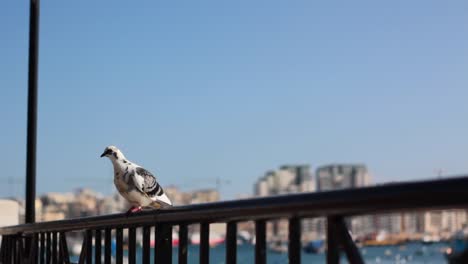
[[150, 201, 173, 209]]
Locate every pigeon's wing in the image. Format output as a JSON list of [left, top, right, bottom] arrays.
[[134, 167, 172, 206]]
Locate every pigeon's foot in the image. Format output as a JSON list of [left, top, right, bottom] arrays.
[[125, 206, 142, 217]]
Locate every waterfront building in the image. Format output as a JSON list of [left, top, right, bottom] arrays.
[[254, 165, 315, 241], [316, 164, 370, 191], [316, 164, 372, 238]]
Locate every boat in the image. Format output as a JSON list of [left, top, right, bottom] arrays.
[[268, 241, 288, 254], [190, 232, 225, 246], [422, 233, 441, 245], [444, 228, 468, 263], [303, 240, 325, 254]]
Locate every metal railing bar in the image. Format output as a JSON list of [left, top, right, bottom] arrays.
[[32, 233, 39, 264], [155, 223, 172, 264], [142, 226, 150, 264], [0, 234, 5, 262], [17, 235, 24, 263], [288, 217, 301, 264], [178, 224, 188, 264], [226, 221, 237, 264], [52, 231, 57, 264], [59, 232, 71, 264], [333, 216, 364, 264], [104, 228, 111, 264], [25, 234, 36, 264], [255, 220, 266, 264], [327, 217, 340, 264], [40, 232, 45, 264], [95, 229, 102, 264], [3, 176, 468, 235], [46, 232, 51, 264], [7, 236, 12, 264], [116, 228, 123, 264], [128, 227, 136, 264], [77, 232, 87, 264], [5, 236, 10, 263], [86, 230, 92, 264], [200, 223, 210, 264], [11, 236, 16, 263], [12, 236, 16, 264]]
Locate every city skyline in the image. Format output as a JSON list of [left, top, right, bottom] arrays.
[[1, 1, 468, 199], [3, 163, 466, 242]]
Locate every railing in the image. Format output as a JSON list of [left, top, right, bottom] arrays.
[[1, 175, 468, 263]]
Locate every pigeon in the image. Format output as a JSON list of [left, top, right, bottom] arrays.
[[100, 146, 172, 215]]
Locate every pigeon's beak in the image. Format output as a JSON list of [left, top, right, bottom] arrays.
[[100, 149, 110, 158]]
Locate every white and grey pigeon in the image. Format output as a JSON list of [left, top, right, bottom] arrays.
[[100, 146, 172, 215]]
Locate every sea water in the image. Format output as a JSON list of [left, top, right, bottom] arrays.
[[71, 242, 449, 263]]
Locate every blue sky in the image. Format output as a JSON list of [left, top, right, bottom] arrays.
[[1, 0, 467, 199]]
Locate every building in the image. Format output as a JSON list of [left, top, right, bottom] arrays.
[[254, 165, 315, 241], [254, 165, 314, 197], [190, 189, 220, 204], [316, 164, 372, 237], [0, 200, 19, 227], [316, 164, 370, 191]]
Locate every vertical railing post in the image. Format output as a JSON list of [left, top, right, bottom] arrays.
[[155, 223, 172, 264], [128, 227, 136, 264], [226, 221, 237, 264], [288, 217, 301, 264], [327, 217, 340, 264], [116, 228, 123, 264], [255, 220, 266, 264], [178, 224, 188, 264], [95, 230, 102, 264], [334, 217, 364, 264], [104, 229, 111, 264], [142, 226, 150, 264], [200, 223, 210, 264]]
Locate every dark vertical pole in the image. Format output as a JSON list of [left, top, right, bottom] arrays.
[[6, 236, 12, 263], [46, 233, 51, 264], [12, 236, 17, 264], [59, 232, 71, 264], [226, 222, 237, 264], [12, 237, 17, 264], [104, 229, 111, 264], [155, 223, 173, 264], [327, 217, 340, 264], [255, 220, 266, 264], [288, 217, 301, 264], [200, 223, 210, 264], [142, 226, 150, 264], [178, 224, 188, 264], [86, 230, 92, 264], [52, 232, 58, 264], [95, 229, 102, 264], [25, 0, 40, 225], [0, 235, 6, 262], [128, 227, 136, 264], [40, 233, 45, 264], [32, 233, 39, 263], [334, 217, 364, 264], [116, 228, 123, 264]]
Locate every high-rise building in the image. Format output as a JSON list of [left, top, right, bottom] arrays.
[[253, 165, 315, 240], [316, 164, 370, 191], [254, 165, 314, 197], [315, 164, 372, 237]]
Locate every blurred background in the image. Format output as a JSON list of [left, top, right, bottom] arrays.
[[1, 0, 467, 262]]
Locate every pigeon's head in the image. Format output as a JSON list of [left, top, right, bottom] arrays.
[[100, 145, 124, 160]]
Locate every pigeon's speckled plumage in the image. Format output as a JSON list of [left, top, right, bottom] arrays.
[[101, 146, 172, 213]]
